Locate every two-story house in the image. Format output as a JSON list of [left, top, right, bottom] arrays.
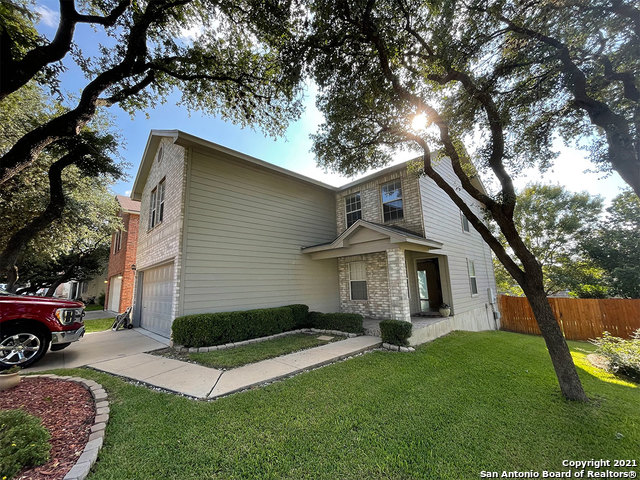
[[130, 130, 497, 342], [106, 195, 140, 312]]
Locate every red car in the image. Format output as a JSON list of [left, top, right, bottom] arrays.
[[0, 288, 85, 369]]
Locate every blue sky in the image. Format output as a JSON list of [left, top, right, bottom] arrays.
[[33, 3, 629, 204]]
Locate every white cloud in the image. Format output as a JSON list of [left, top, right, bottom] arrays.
[[124, 190, 131, 196], [35, 5, 59, 28], [179, 24, 204, 42]]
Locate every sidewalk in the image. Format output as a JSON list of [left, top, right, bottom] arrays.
[[89, 335, 382, 399]]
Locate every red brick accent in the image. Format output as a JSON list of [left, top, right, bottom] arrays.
[[106, 210, 139, 312]]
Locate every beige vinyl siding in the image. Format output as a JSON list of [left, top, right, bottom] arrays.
[[181, 147, 339, 314], [419, 158, 496, 315]]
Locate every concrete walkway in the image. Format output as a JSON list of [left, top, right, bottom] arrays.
[[89, 335, 382, 399]]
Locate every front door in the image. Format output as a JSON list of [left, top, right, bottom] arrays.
[[416, 259, 442, 312]]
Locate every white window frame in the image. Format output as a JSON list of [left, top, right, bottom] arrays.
[[148, 177, 166, 230], [157, 178, 166, 225], [149, 187, 157, 230], [349, 261, 368, 300], [345, 192, 362, 228], [381, 180, 404, 222], [467, 259, 478, 296], [461, 211, 470, 233], [113, 229, 122, 253]]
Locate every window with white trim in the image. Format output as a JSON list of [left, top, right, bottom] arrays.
[[157, 178, 165, 224], [461, 211, 470, 233], [148, 177, 166, 230], [345, 193, 362, 228], [467, 259, 478, 295], [349, 261, 368, 300], [113, 229, 122, 253], [149, 187, 157, 229], [381, 180, 403, 222]]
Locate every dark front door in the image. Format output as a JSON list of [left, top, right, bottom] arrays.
[[416, 259, 442, 312]]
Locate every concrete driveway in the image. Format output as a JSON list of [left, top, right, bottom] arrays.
[[26, 329, 167, 372]]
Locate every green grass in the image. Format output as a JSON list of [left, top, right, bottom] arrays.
[[84, 304, 105, 311], [187, 333, 338, 368], [84, 317, 114, 333], [44, 331, 639, 480]]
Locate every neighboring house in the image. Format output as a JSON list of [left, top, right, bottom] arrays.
[[105, 195, 140, 313], [130, 130, 497, 339], [54, 272, 106, 303]]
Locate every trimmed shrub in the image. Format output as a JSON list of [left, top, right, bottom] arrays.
[[0, 409, 51, 480], [287, 304, 310, 328], [309, 312, 363, 334], [172, 306, 300, 347], [591, 329, 640, 382], [380, 319, 412, 346]]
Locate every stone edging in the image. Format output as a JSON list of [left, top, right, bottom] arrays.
[[28, 374, 109, 480], [381, 343, 415, 352], [173, 328, 361, 353]]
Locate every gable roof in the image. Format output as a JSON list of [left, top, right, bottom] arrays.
[[131, 130, 488, 201], [116, 195, 140, 213], [131, 130, 338, 200], [301, 219, 443, 254]]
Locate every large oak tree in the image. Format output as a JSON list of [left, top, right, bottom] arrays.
[[297, 0, 639, 401]]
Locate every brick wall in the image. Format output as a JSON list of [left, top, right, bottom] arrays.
[[134, 138, 187, 319], [338, 252, 391, 319], [336, 165, 423, 235], [106, 211, 139, 312], [338, 250, 412, 322]]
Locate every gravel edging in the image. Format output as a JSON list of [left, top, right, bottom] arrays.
[[173, 328, 361, 353], [27, 374, 109, 480]]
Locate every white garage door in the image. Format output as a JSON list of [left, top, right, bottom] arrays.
[[108, 276, 122, 312], [140, 263, 175, 338]]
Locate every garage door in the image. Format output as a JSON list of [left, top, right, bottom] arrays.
[[140, 263, 174, 338], [108, 276, 122, 312]]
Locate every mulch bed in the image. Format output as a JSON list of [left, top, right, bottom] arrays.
[[0, 377, 95, 480]]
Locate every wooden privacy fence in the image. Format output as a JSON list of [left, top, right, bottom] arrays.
[[498, 295, 640, 341]]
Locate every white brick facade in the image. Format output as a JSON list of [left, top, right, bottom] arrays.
[[134, 138, 187, 321], [338, 253, 391, 319], [336, 166, 423, 235]]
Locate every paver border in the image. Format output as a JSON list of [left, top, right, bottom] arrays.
[[27, 374, 109, 480], [173, 328, 361, 353], [380, 343, 415, 352]]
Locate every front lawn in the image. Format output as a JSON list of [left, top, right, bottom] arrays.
[[84, 317, 114, 333], [157, 333, 340, 369], [45, 331, 639, 479], [84, 304, 105, 312]]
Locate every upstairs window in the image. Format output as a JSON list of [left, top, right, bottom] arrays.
[[461, 211, 470, 233], [381, 180, 403, 222], [157, 178, 166, 224], [345, 193, 362, 228], [113, 229, 122, 253], [349, 261, 368, 300], [148, 177, 166, 230], [149, 188, 157, 229], [467, 259, 478, 295]]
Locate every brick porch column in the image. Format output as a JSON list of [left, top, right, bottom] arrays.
[[386, 248, 411, 322]]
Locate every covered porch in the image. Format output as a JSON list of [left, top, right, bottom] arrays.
[[301, 220, 452, 324]]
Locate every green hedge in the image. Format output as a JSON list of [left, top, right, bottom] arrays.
[[0, 409, 51, 480], [288, 304, 311, 328], [172, 305, 308, 347], [309, 312, 364, 334], [380, 319, 412, 346]]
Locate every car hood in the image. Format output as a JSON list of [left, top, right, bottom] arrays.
[[0, 295, 84, 308]]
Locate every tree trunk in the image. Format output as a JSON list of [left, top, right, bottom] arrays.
[[520, 261, 588, 401], [0, 154, 74, 284]]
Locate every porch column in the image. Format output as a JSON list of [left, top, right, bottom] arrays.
[[386, 248, 411, 322]]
